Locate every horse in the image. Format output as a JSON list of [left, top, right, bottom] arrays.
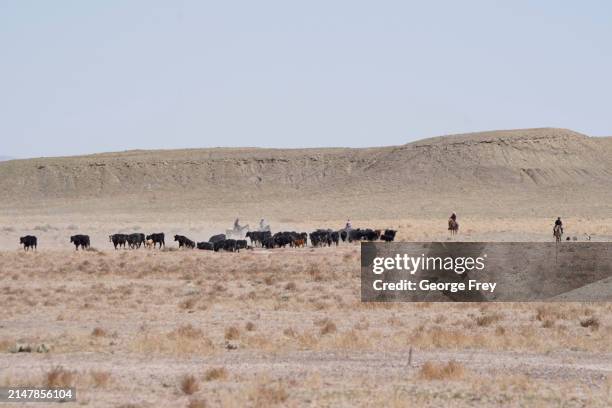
[[448, 218, 459, 236], [226, 224, 250, 240], [553, 225, 563, 242]]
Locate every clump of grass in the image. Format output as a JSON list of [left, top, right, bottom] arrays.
[[180, 375, 200, 395], [180, 297, 197, 310], [225, 326, 240, 340], [419, 360, 466, 380], [284, 282, 296, 291], [187, 399, 207, 408], [90, 370, 111, 388], [535, 306, 567, 323], [250, 382, 289, 406], [320, 320, 337, 335], [91, 327, 107, 337], [475, 313, 502, 327], [263, 276, 274, 285], [245, 322, 256, 332], [283, 328, 297, 337], [45, 366, 75, 388], [542, 319, 555, 329], [175, 324, 204, 339], [204, 367, 228, 381], [307, 265, 323, 282], [580, 316, 600, 330]]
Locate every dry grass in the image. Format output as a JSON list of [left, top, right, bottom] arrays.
[[320, 320, 337, 335], [180, 375, 200, 395], [580, 316, 600, 330], [91, 327, 107, 337], [45, 366, 75, 388], [187, 399, 207, 408], [419, 360, 466, 380], [90, 370, 111, 388], [225, 326, 240, 340], [0, 245, 611, 407], [475, 313, 502, 327], [250, 381, 289, 407], [204, 367, 228, 381]]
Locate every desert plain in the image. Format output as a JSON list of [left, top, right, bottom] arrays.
[[1, 128, 611, 407]]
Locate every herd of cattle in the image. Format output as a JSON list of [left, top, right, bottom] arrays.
[[17, 228, 397, 252]]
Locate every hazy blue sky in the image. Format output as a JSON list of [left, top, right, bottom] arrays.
[[1, 1, 611, 158]]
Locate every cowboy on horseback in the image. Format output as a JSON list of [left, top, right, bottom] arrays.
[[345, 219, 352, 230], [553, 217, 563, 235], [448, 212, 459, 235]]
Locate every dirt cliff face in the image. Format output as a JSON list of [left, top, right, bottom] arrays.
[[0, 128, 610, 218]]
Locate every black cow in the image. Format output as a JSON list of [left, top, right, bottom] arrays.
[[213, 240, 224, 252], [19, 235, 37, 251], [70, 235, 90, 250], [197, 242, 214, 250], [146, 233, 165, 248], [381, 229, 397, 242], [174, 235, 195, 249], [246, 231, 272, 247], [236, 240, 247, 251], [310, 229, 332, 247], [109, 234, 128, 249], [330, 231, 340, 246], [224, 239, 237, 252], [349, 228, 381, 242], [349, 228, 380, 242], [262, 237, 275, 249], [209, 234, 226, 243], [127, 233, 145, 249], [340, 230, 348, 242], [348, 229, 362, 243]]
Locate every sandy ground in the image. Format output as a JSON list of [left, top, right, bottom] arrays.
[[1, 216, 611, 407]]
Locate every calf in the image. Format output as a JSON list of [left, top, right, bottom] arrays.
[[145, 239, 155, 249], [70, 235, 90, 250], [20, 235, 37, 251], [174, 235, 195, 248]]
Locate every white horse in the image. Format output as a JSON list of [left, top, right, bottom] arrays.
[[226, 224, 250, 239]]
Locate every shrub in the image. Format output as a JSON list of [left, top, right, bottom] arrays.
[[225, 326, 240, 340], [45, 366, 75, 388], [180, 375, 199, 395]]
